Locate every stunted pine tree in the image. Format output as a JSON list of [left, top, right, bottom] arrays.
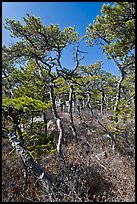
[[2, 14, 82, 156], [85, 2, 135, 120]]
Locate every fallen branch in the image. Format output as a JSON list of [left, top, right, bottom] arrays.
[[98, 120, 109, 133], [7, 125, 55, 201], [94, 155, 107, 170]]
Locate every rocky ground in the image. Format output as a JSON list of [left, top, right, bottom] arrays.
[[2, 108, 135, 202]]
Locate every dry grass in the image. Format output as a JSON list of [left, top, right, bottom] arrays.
[[2, 109, 135, 202]]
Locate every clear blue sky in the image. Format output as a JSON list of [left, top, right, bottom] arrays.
[[2, 2, 119, 76]]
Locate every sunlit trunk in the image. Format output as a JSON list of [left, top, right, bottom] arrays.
[[114, 74, 124, 122], [68, 84, 78, 142], [49, 84, 64, 155]]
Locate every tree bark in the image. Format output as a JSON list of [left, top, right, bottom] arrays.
[[101, 89, 105, 114], [87, 92, 93, 117], [109, 56, 125, 117], [43, 112, 48, 137], [105, 95, 109, 110], [7, 126, 54, 201], [113, 74, 124, 122], [41, 94, 48, 142], [68, 84, 78, 142], [13, 117, 24, 144], [49, 84, 64, 155], [75, 97, 82, 121]]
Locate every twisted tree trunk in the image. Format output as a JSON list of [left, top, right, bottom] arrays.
[[7, 126, 55, 201], [49, 84, 64, 155], [68, 84, 78, 142]]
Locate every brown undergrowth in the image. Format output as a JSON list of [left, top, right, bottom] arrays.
[[2, 109, 135, 202]]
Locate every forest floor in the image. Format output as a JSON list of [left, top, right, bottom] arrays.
[[2, 108, 135, 202]]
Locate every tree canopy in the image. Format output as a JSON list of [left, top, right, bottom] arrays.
[[2, 3, 135, 202]]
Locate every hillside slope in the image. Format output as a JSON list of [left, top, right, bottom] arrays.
[[2, 109, 135, 202]]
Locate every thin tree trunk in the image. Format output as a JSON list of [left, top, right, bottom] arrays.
[[110, 57, 124, 115], [114, 74, 124, 122], [68, 84, 78, 142], [13, 117, 24, 144], [43, 112, 48, 142], [76, 97, 82, 121], [98, 120, 116, 152], [43, 113, 47, 136], [58, 98, 63, 112], [49, 84, 64, 155], [42, 94, 48, 142], [101, 89, 105, 114], [87, 92, 93, 117], [105, 95, 108, 110]]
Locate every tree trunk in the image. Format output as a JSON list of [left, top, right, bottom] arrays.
[[7, 126, 54, 201], [49, 84, 64, 155], [101, 89, 105, 114], [105, 95, 109, 110], [68, 84, 78, 142], [87, 92, 93, 117], [58, 98, 63, 112], [43, 112, 48, 142], [76, 97, 82, 121], [114, 74, 124, 122], [42, 94, 48, 142], [13, 117, 24, 144]]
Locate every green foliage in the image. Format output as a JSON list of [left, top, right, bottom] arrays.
[[19, 121, 56, 158], [2, 10, 135, 161], [26, 133, 56, 158], [3, 14, 79, 63], [78, 61, 103, 77], [54, 77, 69, 95], [3, 96, 51, 112], [85, 2, 135, 66]]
